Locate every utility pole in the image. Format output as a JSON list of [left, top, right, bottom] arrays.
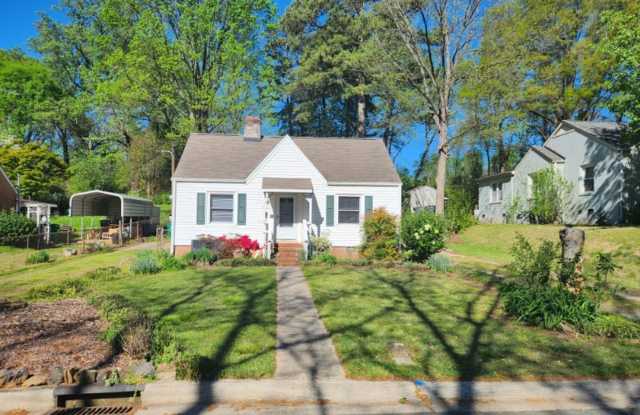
[[161, 145, 176, 177], [15, 174, 20, 214]]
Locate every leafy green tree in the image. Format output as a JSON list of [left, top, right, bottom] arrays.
[[599, 2, 640, 223], [601, 3, 640, 130], [0, 144, 66, 206], [33, 0, 276, 194], [0, 50, 88, 164], [466, 0, 622, 142], [529, 168, 573, 224], [67, 151, 129, 194]]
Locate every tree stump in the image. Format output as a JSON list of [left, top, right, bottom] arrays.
[[559, 227, 585, 291]]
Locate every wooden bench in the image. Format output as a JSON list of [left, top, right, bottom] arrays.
[[53, 384, 145, 407]]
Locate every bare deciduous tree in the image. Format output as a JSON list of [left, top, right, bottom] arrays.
[[380, 0, 483, 214]]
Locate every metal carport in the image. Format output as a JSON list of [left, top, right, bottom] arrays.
[[68, 190, 160, 245], [69, 190, 159, 221]]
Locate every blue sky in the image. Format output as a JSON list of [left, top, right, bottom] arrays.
[[0, 0, 425, 172]]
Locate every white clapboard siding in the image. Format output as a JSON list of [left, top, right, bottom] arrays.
[[172, 136, 402, 249]]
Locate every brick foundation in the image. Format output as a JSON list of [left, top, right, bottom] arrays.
[[330, 246, 361, 259], [174, 245, 191, 256]]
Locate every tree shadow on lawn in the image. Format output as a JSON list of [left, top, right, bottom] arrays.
[[159, 266, 639, 415], [320, 269, 640, 414]]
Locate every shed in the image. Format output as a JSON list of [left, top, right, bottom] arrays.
[[69, 190, 160, 224], [409, 186, 437, 212]]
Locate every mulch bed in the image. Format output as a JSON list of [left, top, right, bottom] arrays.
[[0, 299, 127, 375]]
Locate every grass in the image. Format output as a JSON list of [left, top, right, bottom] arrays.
[[447, 225, 640, 292], [1, 246, 277, 379], [99, 267, 277, 379], [304, 265, 640, 380], [1, 248, 137, 298], [50, 215, 105, 230]]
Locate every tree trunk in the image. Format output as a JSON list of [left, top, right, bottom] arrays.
[[356, 94, 366, 137], [435, 117, 448, 215], [60, 129, 70, 165]]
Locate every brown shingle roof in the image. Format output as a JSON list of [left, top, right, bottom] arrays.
[[174, 134, 279, 181], [174, 134, 401, 184]]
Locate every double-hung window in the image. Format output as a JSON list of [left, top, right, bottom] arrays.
[[338, 196, 360, 224], [210, 194, 233, 223], [582, 165, 595, 193], [491, 183, 503, 203]]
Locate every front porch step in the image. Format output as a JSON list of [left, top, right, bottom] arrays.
[[276, 242, 303, 266]]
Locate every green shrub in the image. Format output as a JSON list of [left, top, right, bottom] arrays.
[[582, 314, 640, 339], [445, 210, 477, 234], [85, 266, 123, 281], [0, 212, 36, 245], [500, 283, 598, 330], [152, 322, 185, 364], [26, 250, 50, 264], [426, 253, 453, 272], [130, 250, 163, 274], [156, 249, 186, 270], [309, 235, 331, 256], [508, 234, 557, 287], [27, 278, 89, 300], [216, 256, 275, 267], [400, 210, 446, 262], [90, 294, 146, 349], [361, 208, 399, 260], [185, 247, 217, 266]]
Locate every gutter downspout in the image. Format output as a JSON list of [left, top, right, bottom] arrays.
[[170, 177, 177, 255]]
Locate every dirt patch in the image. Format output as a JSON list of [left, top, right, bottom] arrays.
[[0, 299, 126, 375]]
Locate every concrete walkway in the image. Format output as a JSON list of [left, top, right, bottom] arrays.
[[275, 266, 345, 380]]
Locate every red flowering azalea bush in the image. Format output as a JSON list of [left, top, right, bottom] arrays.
[[218, 235, 260, 258]]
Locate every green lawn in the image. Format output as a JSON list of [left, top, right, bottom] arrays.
[[99, 267, 277, 379], [1, 247, 277, 379], [447, 225, 640, 292], [305, 265, 640, 380], [1, 248, 139, 298], [50, 215, 105, 230]]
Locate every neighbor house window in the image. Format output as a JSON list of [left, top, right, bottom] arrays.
[[210, 194, 233, 223], [582, 165, 595, 193], [527, 175, 533, 199], [338, 196, 360, 224], [491, 183, 503, 203]]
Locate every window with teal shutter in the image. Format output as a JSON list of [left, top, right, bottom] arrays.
[[237, 193, 247, 225], [326, 195, 334, 226], [196, 193, 205, 224], [365, 196, 373, 216]]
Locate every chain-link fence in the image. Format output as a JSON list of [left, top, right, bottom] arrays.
[[2, 219, 159, 250]]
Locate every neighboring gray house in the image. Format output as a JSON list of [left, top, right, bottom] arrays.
[[477, 120, 627, 225]]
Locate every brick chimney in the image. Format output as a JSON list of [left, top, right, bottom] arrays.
[[243, 116, 262, 141]]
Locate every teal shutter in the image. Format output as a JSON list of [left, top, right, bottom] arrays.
[[326, 195, 334, 226], [196, 193, 205, 224], [365, 196, 373, 216], [237, 193, 247, 225]]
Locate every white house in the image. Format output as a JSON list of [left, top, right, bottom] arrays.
[[171, 117, 402, 258], [477, 120, 627, 225]]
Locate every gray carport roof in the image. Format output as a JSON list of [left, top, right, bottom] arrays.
[[69, 190, 157, 218]]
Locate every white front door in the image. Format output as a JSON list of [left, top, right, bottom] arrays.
[[277, 196, 296, 240]]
